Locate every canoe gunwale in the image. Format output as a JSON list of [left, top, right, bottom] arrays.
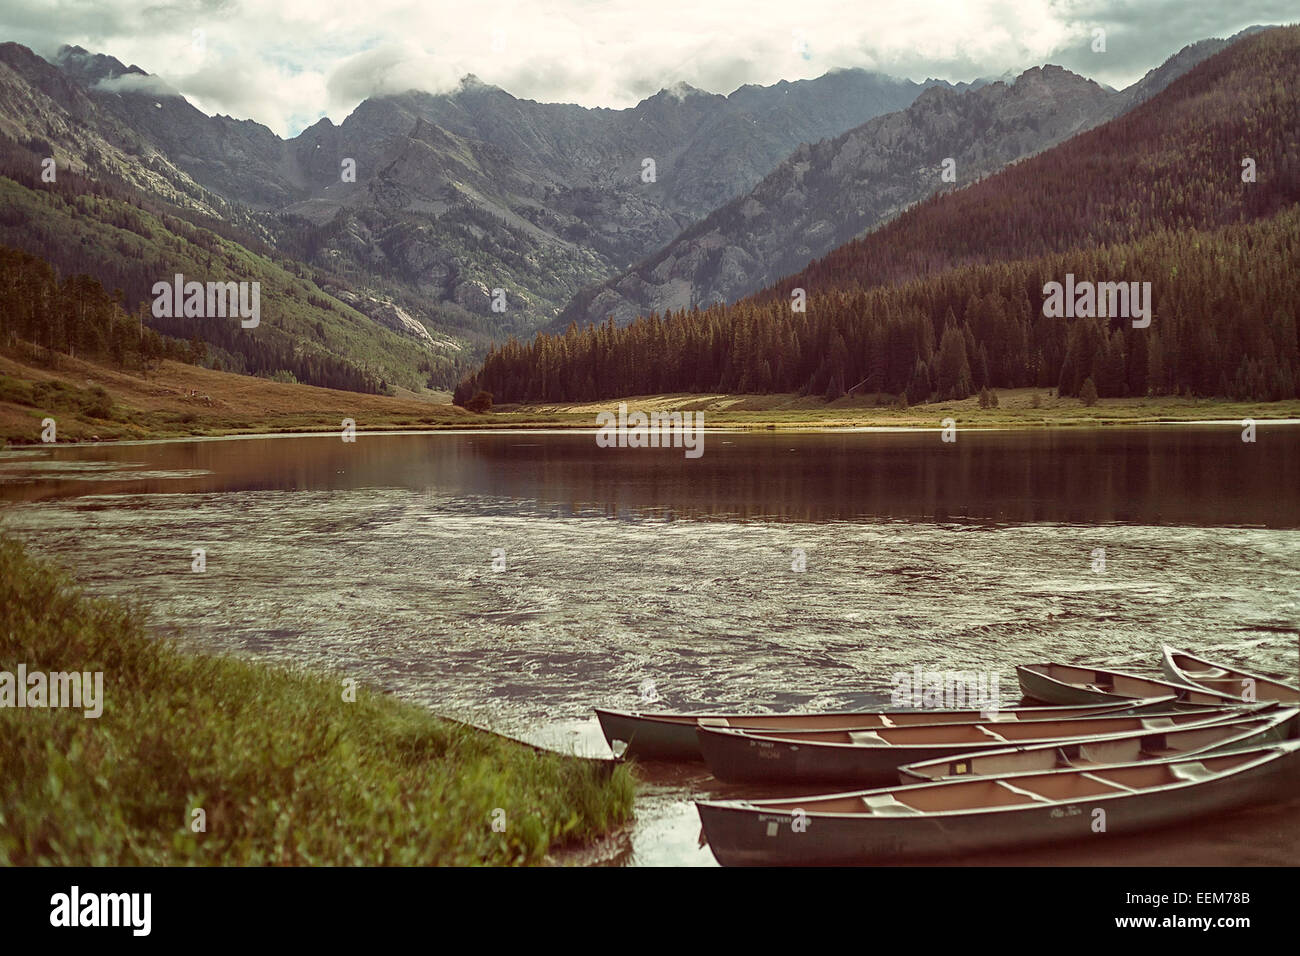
[[594, 698, 1170, 728], [894, 707, 1298, 782], [1017, 661, 1238, 705], [696, 741, 1300, 822], [1161, 645, 1300, 703], [695, 708, 1256, 753]]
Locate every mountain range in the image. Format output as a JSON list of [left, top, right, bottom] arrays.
[[0, 27, 1282, 395], [458, 26, 1300, 406], [0, 45, 938, 329], [556, 34, 1245, 330]]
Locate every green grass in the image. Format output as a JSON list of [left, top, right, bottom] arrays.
[[490, 390, 1300, 429], [0, 373, 115, 420], [0, 536, 633, 865]]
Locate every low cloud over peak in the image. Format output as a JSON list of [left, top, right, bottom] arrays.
[[1, 0, 1287, 135]]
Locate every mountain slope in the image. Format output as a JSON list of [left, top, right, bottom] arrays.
[[271, 71, 940, 330], [558, 33, 1246, 330], [459, 26, 1300, 406], [0, 142, 457, 392], [768, 27, 1298, 302], [0, 42, 945, 347], [0, 43, 235, 218]]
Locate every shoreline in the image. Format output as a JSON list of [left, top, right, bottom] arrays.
[[6, 415, 1300, 449], [0, 535, 635, 866], [5, 353, 1300, 445]]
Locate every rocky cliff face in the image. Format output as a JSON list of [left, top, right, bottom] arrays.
[[273, 70, 938, 325]]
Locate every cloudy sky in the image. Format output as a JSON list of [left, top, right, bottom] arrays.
[[1, 0, 1291, 136]]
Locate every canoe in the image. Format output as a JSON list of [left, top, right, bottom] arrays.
[[595, 696, 1202, 761], [1160, 646, 1300, 704], [696, 740, 1300, 866], [1017, 662, 1236, 706], [897, 706, 1297, 782], [696, 709, 1257, 786]]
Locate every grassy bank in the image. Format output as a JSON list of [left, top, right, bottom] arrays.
[[3, 349, 1299, 444], [0, 536, 633, 865], [0, 350, 471, 444], [500, 389, 1300, 429]]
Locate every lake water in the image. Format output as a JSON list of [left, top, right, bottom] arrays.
[[2, 426, 1298, 865]]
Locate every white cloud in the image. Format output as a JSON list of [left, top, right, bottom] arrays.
[[324, 43, 461, 103], [93, 72, 182, 97], [0, 0, 1286, 136]]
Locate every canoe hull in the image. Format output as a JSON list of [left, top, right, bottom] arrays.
[[1161, 646, 1300, 705], [1017, 665, 1119, 705], [696, 712, 1252, 787], [698, 746, 1300, 866], [1016, 663, 1230, 706], [697, 728, 956, 786], [897, 709, 1297, 782], [595, 709, 703, 761], [596, 697, 1207, 761]]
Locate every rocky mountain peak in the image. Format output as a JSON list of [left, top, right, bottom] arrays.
[[455, 73, 500, 96], [54, 44, 147, 84]]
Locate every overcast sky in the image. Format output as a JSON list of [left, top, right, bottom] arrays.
[[1, 1, 1291, 137]]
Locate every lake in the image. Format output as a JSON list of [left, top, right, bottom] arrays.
[[2, 425, 1298, 865]]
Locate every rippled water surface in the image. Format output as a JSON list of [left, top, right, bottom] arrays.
[[2, 427, 1298, 865]]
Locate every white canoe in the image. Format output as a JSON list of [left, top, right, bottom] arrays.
[[1161, 646, 1299, 704], [1017, 662, 1236, 705], [897, 706, 1297, 782], [696, 740, 1300, 866], [696, 708, 1256, 786]]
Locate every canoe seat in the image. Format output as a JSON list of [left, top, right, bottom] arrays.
[[1079, 772, 1137, 793], [698, 718, 730, 727], [1169, 761, 1216, 782], [1017, 774, 1130, 799], [848, 730, 889, 745], [1054, 746, 1080, 767], [1139, 717, 1177, 730], [861, 794, 923, 815]]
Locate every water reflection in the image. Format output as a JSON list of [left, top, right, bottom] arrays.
[[3, 426, 1298, 527]]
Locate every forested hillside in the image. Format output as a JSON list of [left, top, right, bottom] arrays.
[[765, 26, 1298, 302], [0, 245, 198, 368], [0, 138, 460, 393], [460, 209, 1299, 404], [457, 27, 1300, 406]]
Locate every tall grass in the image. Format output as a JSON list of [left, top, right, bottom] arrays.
[[0, 536, 633, 865]]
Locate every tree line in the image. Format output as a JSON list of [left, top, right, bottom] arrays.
[[0, 245, 199, 369], [457, 208, 1300, 405]]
